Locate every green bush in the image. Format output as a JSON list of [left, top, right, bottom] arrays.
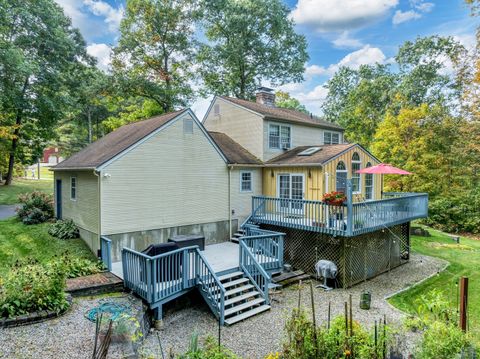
[[418, 321, 470, 359], [16, 191, 54, 225], [177, 334, 240, 359], [0, 259, 68, 318], [60, 251, 104, 278], [48, 219, 79, 239]]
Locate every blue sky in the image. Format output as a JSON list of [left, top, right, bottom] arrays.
[[55, 0, 477, 117]]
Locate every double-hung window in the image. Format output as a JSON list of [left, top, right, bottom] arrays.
[[269, 124, 291, 149], [324, 131, 340, 144], [70, 177, 77, 200], [365, 162, 374, 200], [351, 153, 361, 193], [240, 171, 252, 192]]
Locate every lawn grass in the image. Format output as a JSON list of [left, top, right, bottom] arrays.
[[0, 178, 53, 205], [0, 217, 96, 277], [388, 227, 480, 342]]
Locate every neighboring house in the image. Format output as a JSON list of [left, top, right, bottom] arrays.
[[42, 147, 64, 165], [54, 88, 428, 326]]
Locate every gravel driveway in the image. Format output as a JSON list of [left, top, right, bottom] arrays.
[[0, 254, 447, 359]]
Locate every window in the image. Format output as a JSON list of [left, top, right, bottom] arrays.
[[351, 152, 361, 193], [240, 171, 252, 192], [336, 161, 347, 193], [269, 124, 291, 149], [298, 147, 321, 156], [70, 177, 77, 200], [324, 131, 340, 144], [183, 118, 194, 134], [365, 162, 374, 200]]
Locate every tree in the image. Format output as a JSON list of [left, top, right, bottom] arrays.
[[275, 91, 308, 113], [112, 0, 198, 112], [198, 0, 308, 99], [0, 0, 92, 184]]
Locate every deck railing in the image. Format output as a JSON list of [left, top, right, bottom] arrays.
[[100, 236, 112, 271], [250, 192, 428, 237], [121, 245, 225, 323], [239, 240, 271, 304], [242, 226, 284, 271]]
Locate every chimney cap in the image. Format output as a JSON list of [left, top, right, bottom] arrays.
[[256, 86, 274, 93]]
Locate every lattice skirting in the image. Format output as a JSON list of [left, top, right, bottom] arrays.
[[261, 223, 410, 288]]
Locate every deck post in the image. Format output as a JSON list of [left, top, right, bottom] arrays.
[[346, 179, 353, 236], [183, 249, 189, 289], [279, 235, 285, 268], [153, 306, 163, 329]]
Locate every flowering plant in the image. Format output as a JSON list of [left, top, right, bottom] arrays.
[[322, 191, 347, 205]]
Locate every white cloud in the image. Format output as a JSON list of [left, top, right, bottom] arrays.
[[305, 64, 328, 78], [55, 0, 90, 32], [392, 10, 421, 25], [291, 0, 399, 32], [332, 31, 363, 49], [83, 0, 124, 33], [411, 0, 434, 13], [87, 43, 112, 72]]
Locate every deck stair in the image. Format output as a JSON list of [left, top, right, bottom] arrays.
[[230, 229, 245, 244], [217, 271, 271, 326]]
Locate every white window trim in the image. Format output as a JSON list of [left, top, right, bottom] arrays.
[[70, 176, 77, 201], [335, 162, 348, 193], [268, 123, 292, 150], [364, 162, 375, 201], [324, 131, 340, 145], [240, 171, 253, 193], [351, 154, 361, 194]]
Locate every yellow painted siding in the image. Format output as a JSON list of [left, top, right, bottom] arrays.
[[230, 167, 262, 224], [101, 114, 229, 235], [263, 121, 343, 161], [204, 98, 264, 160], [262, 146, 382, 201], [54, 171, 99, 234]]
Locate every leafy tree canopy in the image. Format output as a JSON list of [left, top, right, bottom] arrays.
[[275, 91, 308, 113]]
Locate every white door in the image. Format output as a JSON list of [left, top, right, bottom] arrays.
[[277, 174, 305, 213]]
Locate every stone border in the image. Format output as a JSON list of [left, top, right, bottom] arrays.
[[0, 294, 73, 328]]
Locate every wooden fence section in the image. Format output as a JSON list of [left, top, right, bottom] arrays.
[[250, 192, 428, 237]]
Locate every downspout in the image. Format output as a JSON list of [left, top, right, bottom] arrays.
[[228, 165, 233, 241], [93, 170, 101, 253]]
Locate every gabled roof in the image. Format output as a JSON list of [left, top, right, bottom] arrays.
[[53, 109, 188, 170], [208, 132, 263, 165], [218, 96, 344, 131], [266, 143, 379, 166]]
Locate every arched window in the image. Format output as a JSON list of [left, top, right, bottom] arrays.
[[336, 161, 347, 193], [351, 152, 361, 193], [365, 162, 374, 200]]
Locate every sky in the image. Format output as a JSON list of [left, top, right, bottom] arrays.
[[55, 0, 477, 118]]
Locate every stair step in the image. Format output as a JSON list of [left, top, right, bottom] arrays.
[[218, 271, 243, 282], [224, 305, 271, 325], [233, 233, 244, 237], [224, 298, 265, 317], [231, 238, 239, 243], [223, 278, 249, 289], [224, 291, 260, 306], [224, 284, 254, 297]]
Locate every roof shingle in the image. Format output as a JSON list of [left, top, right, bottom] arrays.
[[219, 96, 343, 130], [54, 110, 187, 170], [208, 132, 263, 165]]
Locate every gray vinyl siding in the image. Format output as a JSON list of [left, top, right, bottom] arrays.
[[54, 171, 99, 235], [230, 168, 262, 224], [204, 98, 264, 160], [100, 113, 229, 235]]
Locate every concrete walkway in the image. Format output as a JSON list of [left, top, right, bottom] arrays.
[[0, 204, 19, 219]]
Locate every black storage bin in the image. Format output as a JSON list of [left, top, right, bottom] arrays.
[[141, 243, 182, 282], [168, 234, 205, 251]]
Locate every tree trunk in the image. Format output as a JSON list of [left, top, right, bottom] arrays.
[[5, 77, 29, 185]]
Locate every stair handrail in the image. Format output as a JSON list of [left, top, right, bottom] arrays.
[[239, 239, 271, 304], [245, 196, 267, 228], [194, 248, 226, 325]]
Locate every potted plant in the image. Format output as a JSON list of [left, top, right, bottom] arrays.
[[322, 191, 347, 206]]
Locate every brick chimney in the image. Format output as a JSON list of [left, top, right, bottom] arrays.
[[256, 87, 275, 107]]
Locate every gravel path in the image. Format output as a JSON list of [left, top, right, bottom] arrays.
[[0, 294, 144, 359], [140, 254, 447, 358]]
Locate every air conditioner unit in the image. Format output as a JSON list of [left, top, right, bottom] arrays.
[[282, 144, 290, 150]]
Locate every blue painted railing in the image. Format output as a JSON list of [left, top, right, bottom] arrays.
[[100, 236, 112, 271], [242, 226, 284, 272], [121, 245, 225, 323], [239, 240, 271, 304], [250, 192, 428, 237]]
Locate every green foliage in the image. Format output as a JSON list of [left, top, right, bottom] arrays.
[[275, 91, 308, 113], [59, 251, 103, 278], [16, 191, 54, 225], [0, 258, 68, 318], [48, 219, 79, 240], [282, 309, 389, 359], [198, 0, 308, 99], [178, 334, 240, 359], [0, 179, 52, 205]]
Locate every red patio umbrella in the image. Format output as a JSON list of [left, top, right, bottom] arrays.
[[356, 163, 412, 175]]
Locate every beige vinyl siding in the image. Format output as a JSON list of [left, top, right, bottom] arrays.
[[263, 121, 343, 161], [204, 98, 264, 160], [54, 171, 99, 234], [100, 114, 229, 235], [231, 168, 262, 224]]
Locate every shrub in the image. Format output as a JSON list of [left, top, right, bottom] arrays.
[[48, 219, 79, 239], [0, 259, 68, 318], [177, 334, 240, 359], [16, 191, 54, 225], [60, 251, 104, 278]]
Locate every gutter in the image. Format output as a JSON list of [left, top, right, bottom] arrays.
[[93, 170, 102, 254], [228, 165, 233, 241]]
